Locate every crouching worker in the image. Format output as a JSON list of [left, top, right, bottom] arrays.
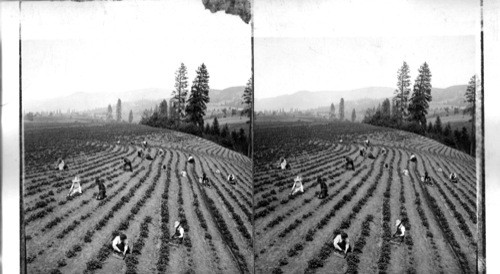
[[345, 156, 355, 171], [96, 178, 106, 200], [171, 221, 184, 245], [317, 177, 328, 199], [188, 155, 195, 164], [112, 233, 131, 258], [56, 158, 68, 171], [200, 173, 210, 187], [68, 176, 82, 197], [227, 174, 236, 184], [410, 154, 417, 163], [289, 175, 304, 197], [333, 232, 352, 257], [367, 152, 376, 159], [423, 171, 432, 185], [280, 158, 287, 170], [123, 157, 133, 172], [392, 219, 406, 243], [449, 172, 458, 183]]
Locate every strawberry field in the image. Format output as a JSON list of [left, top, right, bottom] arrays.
[[23, 123, 252, 273], [254, 121, 477, 273]]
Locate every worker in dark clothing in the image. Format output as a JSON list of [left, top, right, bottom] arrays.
[[345, 156, 355, 171], [96, 178, 106, 200], [318, 177, 328, 199], [123, 157, 133, 172]]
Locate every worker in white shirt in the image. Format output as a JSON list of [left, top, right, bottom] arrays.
[[171, 221, 185, 245], [393, 219, 406, 243], [67, 176, 82, 197], [289, 175, 304, 197], [333, 232, 352, 256], [112, 234, 131, 258]]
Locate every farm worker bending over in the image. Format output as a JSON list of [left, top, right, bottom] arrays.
[[145, 154, 153, 160], [112, 234, 131, 257], [410, 154, 417, 163], [158, 149, 164, 156], [381, 147, 386, 154], [449, 172, 458, 183], [96, 178, 106, 200], [201, 173, 210, 186], [181, 170, 187, 177], [317, 177, 328, 199], [68, 176, 82, 197], [142, 140, 148, 148], [423, 171, 432, 184], [123, 157, 133, 172], [403, 169, 409, 176], [227, 174, 236, 184], [359, 147, 366, 158], [280, 158, 287, 170], [365, 139, 370, 147], [138, 150, 143, 158], [171, 221, 185, 245], [345, 156, 355, 171], [56, 158, 68, 171], [290, 175, 304, 196], [367, 152, 376, 159], [188, 155, 195, 163], [393, 219, 406, 242], [333, 232, 352, 255]]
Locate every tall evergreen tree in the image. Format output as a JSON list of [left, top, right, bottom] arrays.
[[381, 98, 391, 118], [128, 110, 133, 123], [159, 99, 169, 119], [393, 61, 411, 120], [465, 75, 476, 123], [339, 98, 345, 121], [408, 62, 432, 126], [330, 103, 336, 120], [434, 115, 443, 134], [186, 63, 210, 128], [464, 75, 477, 155], [351, 108, 356, 122], [172, 63, 189, 126], [116, 99, 122, 122], [212, 117, 220, 135], [241, 77, 252, 119], [107, 104, 113, 121]]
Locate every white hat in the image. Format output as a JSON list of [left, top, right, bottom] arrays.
[[72, 176, 80, 183], [174, 221, 180, 227], [396, 219, 401, 226]]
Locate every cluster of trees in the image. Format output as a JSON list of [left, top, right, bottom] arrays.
[[140, 62, 252, 156], [106, 99, 133, 123], [363, 61, 477, 155], [329, 98, 356, 122]]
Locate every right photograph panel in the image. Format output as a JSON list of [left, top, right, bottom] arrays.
[[253, 1, 480, 273]]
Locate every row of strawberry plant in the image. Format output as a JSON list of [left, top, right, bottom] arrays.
[[410, 164, 470, 273], [82, 153, 164, 273], [156, 151, 174, 272], [193, 162, 250, 273], [301, 150, 390, 273]]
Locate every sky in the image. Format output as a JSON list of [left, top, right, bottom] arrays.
[[254, 0, 480, 99], [21, 0, 251, 101]]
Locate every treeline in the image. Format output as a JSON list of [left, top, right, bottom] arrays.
[[363, 61, 476, 156], [140, 62, 253, 156]]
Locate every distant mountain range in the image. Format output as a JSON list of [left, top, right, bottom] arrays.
[[24, 86, 246, 113], [255, 85, 468, 112]]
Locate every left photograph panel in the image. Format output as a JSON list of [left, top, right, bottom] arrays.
[[20, 1, 253, 273]]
